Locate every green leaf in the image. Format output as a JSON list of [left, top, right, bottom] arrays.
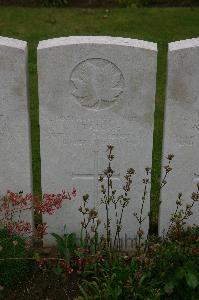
[[185, 272, 198, 289], [63, 247, 70, 262], [130, 258, 136, 271], [51, 232, 62, 241], [78, 284, 91, 300], [139, 272, 150, 285], [52, 264, 63, 275], [176, 267, 185, 279], [164, 281, 174, 295], [33, 252, 40, 260]]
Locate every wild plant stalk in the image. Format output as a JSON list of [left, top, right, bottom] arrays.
[[113, 168, 134, 249], [79, 194, 100, 253], [160, 154, 174, 190], [166, 192, 183, 235], [78, 150, 177, 253], [133, 167, 151, 251], [99, 145, 115, 249], [100, 170, 111, 248], [99, 145, 135, 250], [159, 154, 198, 238], [106, 161, 111, 249], [156, 154, 199, 236], [167, 184, 199, 237], [133, 154, 174, 250], [79, 194, 90, 242]]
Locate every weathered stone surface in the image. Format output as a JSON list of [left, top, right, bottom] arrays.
[[0, 37, 32, 226], [38, 36, 157, 247], [159, 38, 199, 234], [0, 37, 32, 194]]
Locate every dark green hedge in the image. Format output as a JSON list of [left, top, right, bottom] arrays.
[[47, 0, 198, 7], [119, 0, 199, 7], [150, 0, 199, 6], [0, 0, 113, 6], [0, 0, 198, 6]]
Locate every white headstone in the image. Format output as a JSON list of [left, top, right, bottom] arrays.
[[38, 36, 157, 247], [0, 37, 32, 228], [160, 38, 199, 234]]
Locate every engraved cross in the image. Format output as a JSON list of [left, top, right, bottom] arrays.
[[72, 141, 120, 204]]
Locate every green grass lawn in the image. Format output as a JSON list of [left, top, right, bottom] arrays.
[[0, 6, 198, 229]]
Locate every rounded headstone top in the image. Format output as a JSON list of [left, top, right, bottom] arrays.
[[38, 36, 157, 52], [169, 38, 199, 51], [0, 36, 27, 50]]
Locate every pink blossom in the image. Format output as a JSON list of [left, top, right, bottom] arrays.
[[72, 187, 77, 197]]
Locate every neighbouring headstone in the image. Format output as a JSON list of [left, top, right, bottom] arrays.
[[160, 38, 199, 234], [0, 37, 32, 227], [38, 36, 157, 247]]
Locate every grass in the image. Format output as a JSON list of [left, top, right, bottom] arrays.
[[0, 6, 198, 229]]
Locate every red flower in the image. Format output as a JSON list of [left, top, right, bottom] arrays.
[[72, 187, 77, 198], [67, 266, 74, 274]]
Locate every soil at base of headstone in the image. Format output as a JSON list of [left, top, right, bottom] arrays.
[[2, 269, 80, 300]]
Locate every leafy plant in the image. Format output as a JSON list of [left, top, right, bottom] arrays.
[[166, 185, 199, 239], [51, 226, 88, 275], [78, 194, 100, 255], [77, 164, 199, 300], [0, 189, 75, 243], [0, 229, 33, 286], [51, 225, 77, 263], [77, 256, 136, 300], [77, 226, 199, 299], [0, 189, 76, 282]]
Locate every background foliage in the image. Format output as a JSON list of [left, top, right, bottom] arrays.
[[116, 0, 199, 7], [42, 0, 70, 7], [0, 0, 198, 7]]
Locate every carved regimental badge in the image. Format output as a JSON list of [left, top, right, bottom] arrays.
[[70, 58, 124, 109]]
